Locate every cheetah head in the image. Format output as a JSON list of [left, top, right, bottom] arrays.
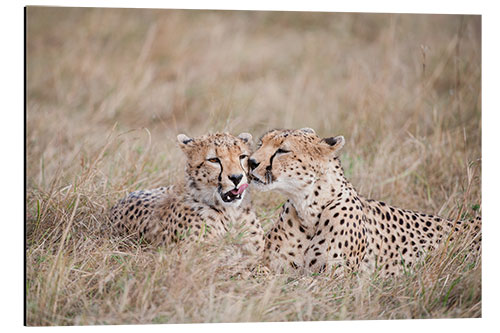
[[249, 128, 345, 196], [177, 132, 253, 207]]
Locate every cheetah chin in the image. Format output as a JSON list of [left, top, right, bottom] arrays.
[[249, 174, 268, 188], [250, 171, 281, 193]]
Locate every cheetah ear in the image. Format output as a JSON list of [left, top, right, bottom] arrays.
[[176, 134, 194, 151], [322, 135, 345, 155], [300, 127, 316, 134], [237, 132, 253, 145]]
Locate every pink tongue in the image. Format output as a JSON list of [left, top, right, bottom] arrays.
[[231, 183, 248, 195]]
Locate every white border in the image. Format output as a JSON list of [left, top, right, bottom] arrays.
[[14, 0, 487, 14], [3, 0, 499, 332]]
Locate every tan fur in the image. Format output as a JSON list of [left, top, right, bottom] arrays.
[[249, 128, 481, 276]]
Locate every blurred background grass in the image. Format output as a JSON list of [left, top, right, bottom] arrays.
[[26, 7, 481, 325]]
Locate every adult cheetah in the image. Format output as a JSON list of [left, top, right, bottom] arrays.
[[109, 132, 265, 258], [248, 128, 481, 276]]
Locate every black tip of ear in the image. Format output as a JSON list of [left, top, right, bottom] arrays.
[[300, 127, 315, 134], [237, 132, 253, 143], [177, 134, 193, 145], [323, 137, 338, 146]]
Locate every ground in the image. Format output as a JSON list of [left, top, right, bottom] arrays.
[[26, 8, 481, 325]]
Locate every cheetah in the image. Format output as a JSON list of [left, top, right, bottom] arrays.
[[248, 128, 481, 276], [109, 132, 265, 259]]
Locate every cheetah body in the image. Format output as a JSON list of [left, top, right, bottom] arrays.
[[109, 132, 265, 257], [249, 128, 481, 276]]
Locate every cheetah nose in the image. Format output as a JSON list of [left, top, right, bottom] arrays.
[[248, 158, 260, 170], [228, 174, 243, 186]]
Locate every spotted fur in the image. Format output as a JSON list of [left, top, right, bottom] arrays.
[[109, 132, 264, 258], [249, 128, 481, 276]]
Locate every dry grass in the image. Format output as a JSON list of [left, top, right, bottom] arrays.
[[26, 7, 481, 326]]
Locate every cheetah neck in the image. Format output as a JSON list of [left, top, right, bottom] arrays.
[[288, 159, 357, 225], [184, 180, 215, 206]]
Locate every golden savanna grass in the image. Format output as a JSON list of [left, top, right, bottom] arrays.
[[26, 7, 481, 325]]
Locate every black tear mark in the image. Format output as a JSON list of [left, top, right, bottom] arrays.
[[265, 149, 281, 182], [217, 158, 223, 182], [323, 137, 338, 146]]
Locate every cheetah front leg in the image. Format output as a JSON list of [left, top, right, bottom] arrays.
[[236, 211, 265, 257]]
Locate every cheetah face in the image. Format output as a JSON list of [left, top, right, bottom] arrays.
[[177, 132, 253, 207], [249, 128, 345, 196]]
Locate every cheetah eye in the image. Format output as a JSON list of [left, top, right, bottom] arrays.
[[239, 154, 248, 160], [276, 148, 290, 154], [207, 157, 220, 164]]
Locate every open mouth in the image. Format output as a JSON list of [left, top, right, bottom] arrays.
[[220, 183, 249, 203]]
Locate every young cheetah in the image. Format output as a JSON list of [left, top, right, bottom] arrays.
[[248, 128, 481, 276], [109, 132, 265, 258]]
